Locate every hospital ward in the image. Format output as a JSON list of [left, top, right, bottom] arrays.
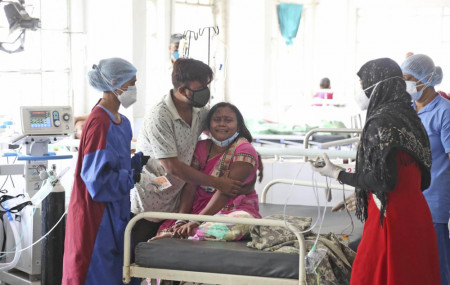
[[0, 0, 449, 284]]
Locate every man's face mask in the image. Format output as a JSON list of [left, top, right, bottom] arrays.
[[185, 86, 210, 108]]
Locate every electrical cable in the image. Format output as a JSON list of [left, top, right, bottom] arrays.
[[339, 184, 354, 237]]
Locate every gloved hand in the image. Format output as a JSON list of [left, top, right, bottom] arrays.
[[144, 158, 166, 177], [131, 152, 143, 174], [309, 153, 344, 180]]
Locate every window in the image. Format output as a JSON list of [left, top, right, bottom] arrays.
[[356, 5, 450, 92], [0, 0, 72, 130]]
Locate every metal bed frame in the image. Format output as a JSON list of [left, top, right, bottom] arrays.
[[303, 128, 361, 161], [123, 212, 307, 285], [252, 128, 361, 151], [260, 179, 354, 204]]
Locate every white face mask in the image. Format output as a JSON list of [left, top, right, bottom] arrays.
[[405, 81, 425, 101], [355, 89, 370, 110], [115, 86, 137, 108], [211, 132, 239, 147], [355, 76, 402, 110]]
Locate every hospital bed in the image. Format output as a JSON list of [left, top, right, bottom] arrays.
[[123, 203, 363, 285], [253, 128, 361, 164], [123, 171, 363, 285]]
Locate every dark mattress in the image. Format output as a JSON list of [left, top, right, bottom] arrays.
[[134, 204, 364, 279]]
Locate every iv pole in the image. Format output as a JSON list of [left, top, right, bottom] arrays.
[[198, 26, 219, 66], [182, 30, 198, 58]]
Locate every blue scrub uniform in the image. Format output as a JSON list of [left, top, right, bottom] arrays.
[[416, 95, 450, 284], [62, 105, 137, 285]]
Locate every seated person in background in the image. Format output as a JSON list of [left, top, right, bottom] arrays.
[[152, 102, 261, 241], [312, 77, 333, 106]]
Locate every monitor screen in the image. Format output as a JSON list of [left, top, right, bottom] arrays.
[[30, 111, 51, 128]]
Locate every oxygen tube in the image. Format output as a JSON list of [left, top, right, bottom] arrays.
[[281, 162, 330, 279], [304, 174, 329, 276]]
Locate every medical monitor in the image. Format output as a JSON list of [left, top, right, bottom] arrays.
[[20, 106, 74, 135]]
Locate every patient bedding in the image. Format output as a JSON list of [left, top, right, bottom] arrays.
[[247, 215, 355, 285]]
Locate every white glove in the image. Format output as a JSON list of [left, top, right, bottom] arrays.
[[138, 171, 160, 189], [144, 158, 166, 177], [309, 153, 344, 180]]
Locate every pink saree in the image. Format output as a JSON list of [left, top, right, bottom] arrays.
[[158, 137, 261, 240]]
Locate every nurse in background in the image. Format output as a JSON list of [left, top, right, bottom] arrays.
[[62, 58, 140, 285], [401, 54, 450, 285]]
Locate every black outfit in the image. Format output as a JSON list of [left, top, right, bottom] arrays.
[[338, 150, 397, 193], [343, 58, 432, 225]]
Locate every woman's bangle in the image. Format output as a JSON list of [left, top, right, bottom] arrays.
[[175, 219, 188, 225]]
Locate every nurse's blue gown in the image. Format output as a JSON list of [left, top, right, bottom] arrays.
[[62, 105, 138, 285]]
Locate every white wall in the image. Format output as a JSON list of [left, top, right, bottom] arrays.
[[224, 0, 450, 125], [75, 0, 450, 133]]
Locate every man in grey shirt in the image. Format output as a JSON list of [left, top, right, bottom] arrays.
[[132, 58, 243, 245]]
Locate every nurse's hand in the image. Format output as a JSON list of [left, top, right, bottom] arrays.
[[309, 153, 344, 180]]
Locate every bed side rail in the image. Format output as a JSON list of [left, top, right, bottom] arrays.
[[303, 128, 362, 161], [254, 147, 357, 160], [260, 179, 354, 203]]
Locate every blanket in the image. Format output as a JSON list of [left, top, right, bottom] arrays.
[[247, 215, 355, 285]]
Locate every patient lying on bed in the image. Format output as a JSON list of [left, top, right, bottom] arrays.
[[151, 102, 261, 241]]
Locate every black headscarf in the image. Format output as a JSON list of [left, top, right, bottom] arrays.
[[355, 58, 431, 224]]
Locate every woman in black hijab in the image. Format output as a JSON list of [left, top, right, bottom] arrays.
[[311, 58, 440, 284]]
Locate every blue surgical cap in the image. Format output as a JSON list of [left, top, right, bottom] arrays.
[[401, 54, 443, 87], [88, 57, 137, 92]]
